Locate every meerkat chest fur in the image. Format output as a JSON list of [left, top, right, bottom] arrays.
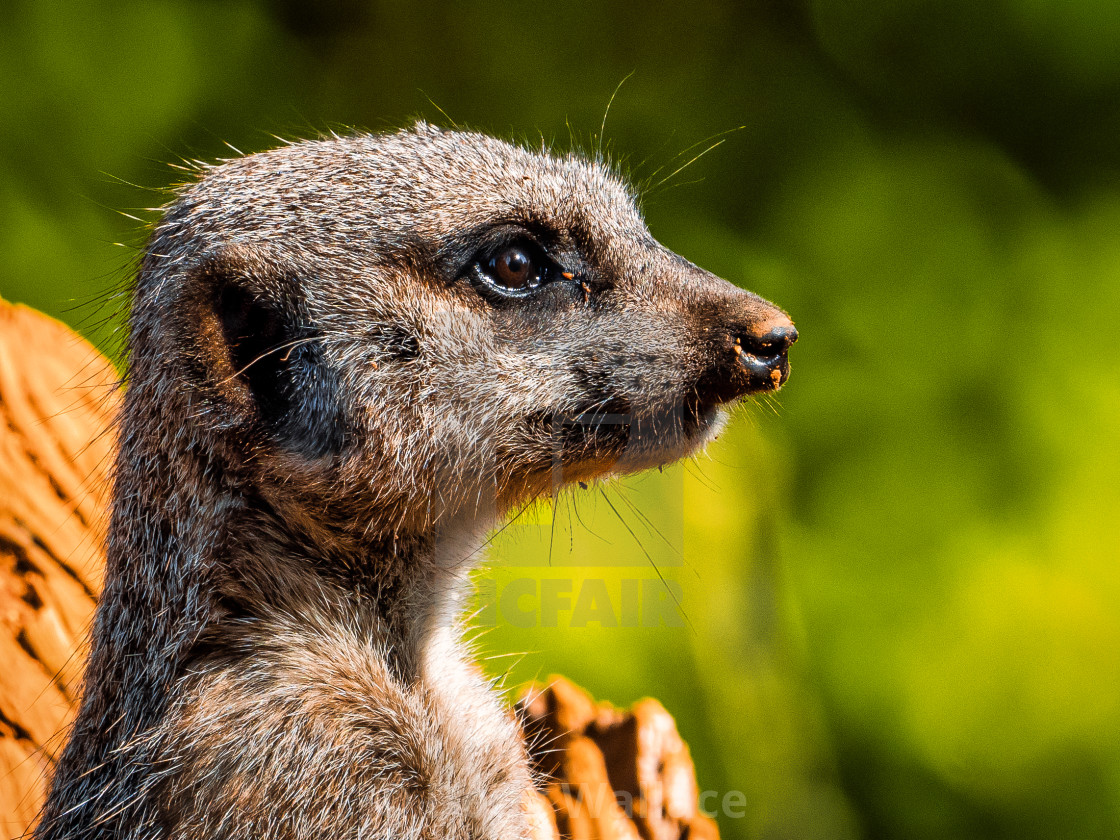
[[35, 124, 795, 840]]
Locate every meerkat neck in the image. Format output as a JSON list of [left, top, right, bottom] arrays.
[[36, 416, 237, 830], [53, 412, 492, 805], [225, 505, 490, 681]]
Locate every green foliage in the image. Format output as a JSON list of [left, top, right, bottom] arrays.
[[3, 1, 1118, 837]]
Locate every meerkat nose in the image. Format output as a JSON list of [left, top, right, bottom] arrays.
[[695, 308, 797, 405], [740, 321, 798, 358], [734, 313, 796, 391]]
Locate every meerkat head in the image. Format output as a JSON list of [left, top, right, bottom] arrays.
[[131, 124, 795, 543]]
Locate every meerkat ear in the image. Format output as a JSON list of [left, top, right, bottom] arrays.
[[190, 255, 345, 456], [213, 279, 291, 423], [187, 253, 347, 457]]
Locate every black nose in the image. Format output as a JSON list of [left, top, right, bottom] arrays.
[[731, 318, 796, 394], [695, 315, 798, 407], [740, 324, 798, 358]]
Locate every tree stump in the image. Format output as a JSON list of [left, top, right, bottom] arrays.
[[0, 299, 117, 837]]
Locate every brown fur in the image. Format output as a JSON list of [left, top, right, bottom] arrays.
[[34, 125, 795, 839]]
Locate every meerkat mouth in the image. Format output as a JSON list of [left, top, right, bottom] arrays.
[[689, 323, 797, 420], [733, 338, 792, 392], [732, 322, 797, 392]]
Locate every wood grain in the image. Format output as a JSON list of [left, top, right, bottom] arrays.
[[0, 299, 117, 838]]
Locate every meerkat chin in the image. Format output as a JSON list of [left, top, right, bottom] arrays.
[[34, 124, 795, 840]]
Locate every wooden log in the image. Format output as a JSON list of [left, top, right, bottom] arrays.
[[519, 677, 720, 840], [0, 298, 117, 838]]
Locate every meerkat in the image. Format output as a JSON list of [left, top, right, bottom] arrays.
[[33, 124, 796, 840]]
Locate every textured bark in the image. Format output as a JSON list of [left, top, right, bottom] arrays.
[[0, 299, 117, 838], [519, 678, 720, 840], [0, 300, 716, 840]]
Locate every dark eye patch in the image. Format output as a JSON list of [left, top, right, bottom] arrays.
[[442, 222, 583, 303]]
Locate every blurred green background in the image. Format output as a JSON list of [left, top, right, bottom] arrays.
[[3, 1, 1119, 838]]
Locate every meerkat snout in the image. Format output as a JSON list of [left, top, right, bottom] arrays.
[[34, 123, 797, 840]]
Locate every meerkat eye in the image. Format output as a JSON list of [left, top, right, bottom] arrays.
[[488, 245, 540, 290], [470, 238, 563, 299]]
